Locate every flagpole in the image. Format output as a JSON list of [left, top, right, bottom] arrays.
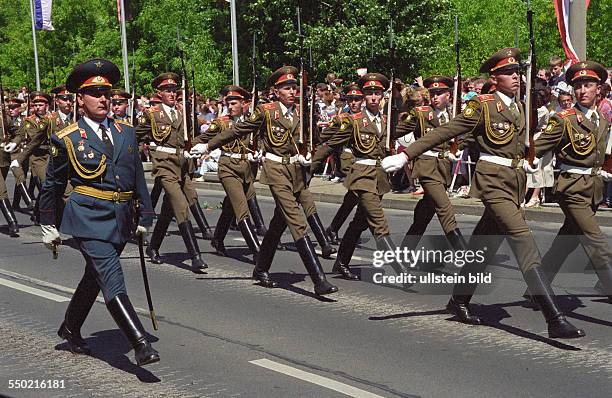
[[29, 0, 41, 91], [119, 0, 130, 91], [229, 0, 239, 85]]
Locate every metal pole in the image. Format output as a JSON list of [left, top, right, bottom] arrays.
[[230, 0, 239, 85], [28, 0, 41, 91], [120, 0, 130, 91]]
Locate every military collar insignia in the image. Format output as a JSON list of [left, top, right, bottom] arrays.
[[114, 122, 123, 132], [496, 101, 503, 113], [79, 128, 87, 139]]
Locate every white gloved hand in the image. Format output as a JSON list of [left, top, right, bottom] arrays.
[[148, 141, 157, 149], [41, 225, 61, 251], [523, 157, 540, 174], [10, 159, 19, 169], [183, 150, 196, 159], [190, 143, 208, 156], [447, 149, 463, 162], [4, 142, 17, 153], [135, 225, 148, 236], [248, 150, 263, 163], [381, 152, 409, 173], [599, 170, 612, 182], [298, 152, 312, 166]]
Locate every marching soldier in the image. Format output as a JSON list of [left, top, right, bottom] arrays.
[[395, 75, 468, 254], [324, 74, 407, 280], [4, 97, 31, 212], [526, 61, 612, 302], [5, 91, 56, 223], [136, 72, 209, 274], [193, 66, 338, 295], [382, 48, 585, 339], [39, 58, 159, 366], [110, 89, 130, 121], [193, 85, 261, 258], [0, 98, 20, 235], [310, 83, 362, 245]]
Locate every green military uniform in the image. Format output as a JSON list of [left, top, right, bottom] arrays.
[[325, 73, 407, 280], [193, 85, 260, 258], [532, 61, 612, 299], [310, 83, 362, 246], [3, 99, 32, 211], [0, 98, 21, 235], [396, 75, 467, 253], [206, 66, 338, 295], [397, 48, 584, 339], [136, 72, 208, 273]]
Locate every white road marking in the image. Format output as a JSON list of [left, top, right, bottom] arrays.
[[249, 358, 385, 398], [0, 277, 69, 302]]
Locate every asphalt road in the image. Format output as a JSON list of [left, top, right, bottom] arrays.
[[0, 185, 611, 398]]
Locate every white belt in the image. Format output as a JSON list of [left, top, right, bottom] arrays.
[[354, 157, 378, 166], [222, 151, 247, 159], [343, 148, 353, 154], [154, 146, 181, 155], [480, 153, 524, 168], [265, 153, 299, 164], [559, 163, 596, 175], [423, 150, 448, 159]]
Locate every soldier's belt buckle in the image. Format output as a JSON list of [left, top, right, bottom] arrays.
[[592, 167, 600, 176], [112, 192, 120, 202], [281, 157, 290, 164], [438, 152, 445, 159], [241, 154, 247, 160]]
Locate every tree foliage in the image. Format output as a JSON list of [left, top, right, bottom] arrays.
[[0, 0, 609, 97]]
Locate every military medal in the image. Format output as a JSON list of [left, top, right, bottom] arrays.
[[128, 144, 133, 153], [77, 145, 84, 151], [87, 150, 94, 159]]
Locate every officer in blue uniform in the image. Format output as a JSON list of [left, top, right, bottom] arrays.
[[39, 59, 160, 366]]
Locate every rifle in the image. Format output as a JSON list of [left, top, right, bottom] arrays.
[[449, 15, 461, 154], [385, 19, 400, 155], [190, 57, 198, 142], [249, 32, 259, 151], [308, 45, 315, 152], [524, 0, 537, 166], [0, 68, 8, 145], [296, 6, 310, 154], [177, 27, 191, 151]]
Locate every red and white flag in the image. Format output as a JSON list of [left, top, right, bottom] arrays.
[[553, 0, 590, 66]]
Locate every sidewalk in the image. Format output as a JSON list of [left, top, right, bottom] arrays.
[[144, 168, 612, 227]]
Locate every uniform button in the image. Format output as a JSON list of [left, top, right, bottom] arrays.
[[116, 175, 120, 179]]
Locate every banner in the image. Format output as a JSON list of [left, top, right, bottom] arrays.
[[553, 0, 590, 65], [34, 0, 54, 31]]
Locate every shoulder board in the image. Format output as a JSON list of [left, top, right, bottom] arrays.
[[148, 106, 160, 113], [556, 109, 576, 118], [26, 115, 37, 121], [56, 122, 79, 139], [218, 116, 230, 121], [45, 112, 58, 120], [115, 119, 133, 127], [337, 112, 349, 118], [478, 94, 495, 102], [262, 103, 276, 110], [416, 106, 431, 112], [350, 112, 363, 120]]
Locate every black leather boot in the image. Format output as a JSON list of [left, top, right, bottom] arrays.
[[326, 191, 358, 245], [106, 294, 160, 366], [307, 213, 337, 259], [146, 205, 172, 264], [211, 199, 233, 257], [331, 221, 360, 280], [446, 228, 469, 250], [238, 218, 261, 256], [296, 236, 338, 295], [11, 187, 22, 211], [190, 201, 213, 240], [150, 178, 163, 209], [0, 198, 19, 237], [252, 211, 286, 288], [446, 296, 483, 325], [58, 271, 100, 355], [376, 234, 409, 276], [523, 267, 585, 339], [248, 197, 268, 236], [178, 221, 208, 273], [17, 182, 34, 210]]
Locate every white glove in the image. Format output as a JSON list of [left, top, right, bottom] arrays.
[[148, 141, 157, 149], [298, 152, 312, 166], [190, 143, 208, 156], [523, 157, 540, 174], [10, 159, 19, 169], [599, 170, 612, 182], [447, 149, 463, 162], [381, 152, 409, 173], [41, 225, 61, 251], [248, 150, 262, 163], [135, 225, 148, 236], [4, 142, 17, 153], [183, 150, 196, 159]]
